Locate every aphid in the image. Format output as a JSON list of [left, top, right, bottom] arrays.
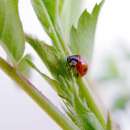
[[67, 55, 88, 76]]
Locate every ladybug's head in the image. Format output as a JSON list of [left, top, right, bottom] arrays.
[[67, 55, 80, 67]]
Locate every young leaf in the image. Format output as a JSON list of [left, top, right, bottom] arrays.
[[25, 35, 62, 75], [60, 0, 84, 43], [0, 0, 25, 62], [70, 1, 104, 63]]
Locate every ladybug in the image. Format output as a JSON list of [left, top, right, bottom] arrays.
[[67, 55, 88, 77]]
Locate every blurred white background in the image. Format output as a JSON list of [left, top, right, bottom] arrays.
[[0, 0, 130, 130]]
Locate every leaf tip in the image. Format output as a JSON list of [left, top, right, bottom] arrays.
[[106, 111, 113, 130]]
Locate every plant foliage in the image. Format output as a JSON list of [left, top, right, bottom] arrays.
[[0, 0, 109, 130]]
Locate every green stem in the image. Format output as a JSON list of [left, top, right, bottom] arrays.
[[32, 0, 61, 52], [77, 77, 106, 128], [0, 57, 80, 130], [106, 112, 112, 130], [32, 0, 69, 55]]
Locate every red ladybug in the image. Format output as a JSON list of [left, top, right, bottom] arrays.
[[67, 55, 88, 76]]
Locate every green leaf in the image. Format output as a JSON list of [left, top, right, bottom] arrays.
[[17, 54, 32, 77], [25, 35, 63, 75], [70, 1, 104, 63], [25, 35, 56, 65], [60, 0, 84, 43], [26, 59, 61, 93], [26, 35, 72, 82], [0, 0, 25, 62]]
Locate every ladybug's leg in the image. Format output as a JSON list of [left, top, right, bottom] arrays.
[[70, 60, 77, 67], [66, 59, 72, 72], [66, 61, 75, 77]]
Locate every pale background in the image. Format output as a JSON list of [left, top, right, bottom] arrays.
[[0, 0, 130, 130]]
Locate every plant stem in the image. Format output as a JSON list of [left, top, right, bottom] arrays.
[[0, 57, 80, 130], [77, 77, 106, 128], [32, 0, 69, 55], [32, 0, 61, 52]]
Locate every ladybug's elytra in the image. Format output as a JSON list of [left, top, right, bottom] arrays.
[[67, 55, 88, 76]]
